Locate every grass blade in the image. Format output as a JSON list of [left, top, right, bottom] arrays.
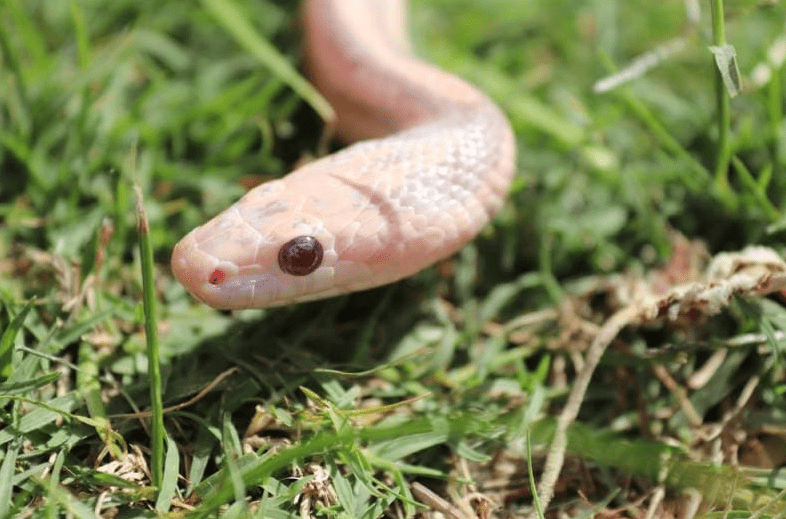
[[135, 185, 165, 489], [198, 0, 334, 130], [0, 300, 33, 379], [0, 443, 18, 518], [156, 431, 181, 512]]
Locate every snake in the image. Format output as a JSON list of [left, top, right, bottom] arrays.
[[171, 0, 516, 309]]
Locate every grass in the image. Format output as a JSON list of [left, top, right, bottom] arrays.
[[1, 0, 786, 516]]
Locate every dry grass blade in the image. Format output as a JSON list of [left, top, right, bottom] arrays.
[[531, 246, 786, 514]]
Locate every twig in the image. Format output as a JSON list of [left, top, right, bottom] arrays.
[[530, 304, 638, 514]]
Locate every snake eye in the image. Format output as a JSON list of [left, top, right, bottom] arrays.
[[278, 236, 323, 276]]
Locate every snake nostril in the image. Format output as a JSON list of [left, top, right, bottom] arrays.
[[278, 236, 323, 276], [209, 269, 226, 285]]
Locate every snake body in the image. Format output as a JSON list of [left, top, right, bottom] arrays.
[[171, 0, 516, 309]]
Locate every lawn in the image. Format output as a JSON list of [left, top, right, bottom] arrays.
[[1, 0, 785, 517]]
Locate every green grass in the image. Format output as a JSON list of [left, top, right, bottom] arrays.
[[2, 0, 786, 516]]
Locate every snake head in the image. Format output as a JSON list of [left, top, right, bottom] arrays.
[[172, 182, 360, 309], [170, 170, 393, 310]]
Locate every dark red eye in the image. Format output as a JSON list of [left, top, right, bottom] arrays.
[[278, 236, 323, 276], [209, 269, 226, 285]]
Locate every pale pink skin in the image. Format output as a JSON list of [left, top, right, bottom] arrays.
[[170, 0, 516, 310]]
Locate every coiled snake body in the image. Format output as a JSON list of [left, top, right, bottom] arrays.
[[171, 0, 516, 309]]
